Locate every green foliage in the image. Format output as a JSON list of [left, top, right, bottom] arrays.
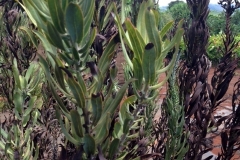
[[17, 0, 184, 159], [207, 12, 225, 35], [167, 1, 190, 22], [231, 9, 240, 34], [0, 60, 43, 159], [208, 34, 240, 64], [163, 53, 188, 160]]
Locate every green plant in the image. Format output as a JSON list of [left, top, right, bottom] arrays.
[[158, 52, 189, 160], [208, 34, 240, 65], [0, 60, 43, 159], [0, 1, 37, 110], [17, 0, 184, 159]]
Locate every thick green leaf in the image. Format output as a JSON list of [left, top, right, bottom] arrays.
[[66, 3, 84, 43], [109, 138, 120, 160], [110, 65, 118, 81], [113, 122, 122, 139], [83, 134, 96, 155], [160, 21, 174, 38], [94, 113, 111, 144], [20, 0, 47, 31], [25, 62, 37, 82], [56, 108, 80, 145], [91, 93, 103, 125], [123, 118, 132, 134], [20, 128, 31, 148], [66, 75, 85, 109], [48, 0, 65, 33], [29, 0, 51, 21], [70, 110, 84, 137], [28, 68, 43, 93], [112, 5, 133, 69], [78, 27, 97, 56], [0, 128, 8, 139], [46, 22, 65, 50], [33, 31, 56, 55], [136, 1, 148, 41], [133, 58, 143, 90], [23, 96, 37, 117], [72, 47, 80, 60], [76, 71, 87, 94], [102, 137, 110, 154], [125, 19, 144, 61], [5, 143, 12, 157], [152, 9, 160, 27], [145, 9, 161, 58], [160, 29, 184, 60], [157, 49, 178, 74], [54, 62, 67, 92], [32, 110, 40, 126], [142, 43, 156, 86], [39, 56, 70, 118], [81, 0, 94, 37], [13, 92, 23, 114], [98, 36, 117, 75], [119, 95, 137, 125], [12, 59, 21, 89], [33, 144, 39, 160]]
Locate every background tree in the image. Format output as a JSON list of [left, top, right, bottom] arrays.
[[207, 12, 225, 35], [167, 0, 190, 22], [231, 9, 240, 34]]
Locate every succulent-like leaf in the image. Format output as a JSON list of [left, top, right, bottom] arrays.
[[109, 138, 120, 159], [54, 63, 67, 92], [136, 1, 148, 42], [46, 22, 65, 50], [56, 108, 80, 145], [94, 113, 111, 144], [119, 96, 136, 125], [83, 134, 96, 155], [66, 3, 84, 43], [145, 9, 161, 58], [142, 43, 156, 86], [48, 0, 65, 33], [123, 118, 132, 134], [29, 0, 51, 21], [112, 4, 133, 69], [13, 92, 23, 115], [12, 59, 21, 89], [80, 0, 94, 36], [125, 19, 144, 61], [91, 93, 103, 125], [20, 0, 47, 31], [78, 27, 97, 56], [160, 28, 184, 60], [70, 110, 84, 138], [66, 74, 86, 109], [133, 58, 143, 90], [98, 36, 117, 75], [113, 122, 122, 139], [159, 21, 174, 38]]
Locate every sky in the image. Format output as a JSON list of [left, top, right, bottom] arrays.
[[158, 0, 220, 7]]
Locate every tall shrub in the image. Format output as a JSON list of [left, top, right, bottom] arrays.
[[18, 0, 183, 159]]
